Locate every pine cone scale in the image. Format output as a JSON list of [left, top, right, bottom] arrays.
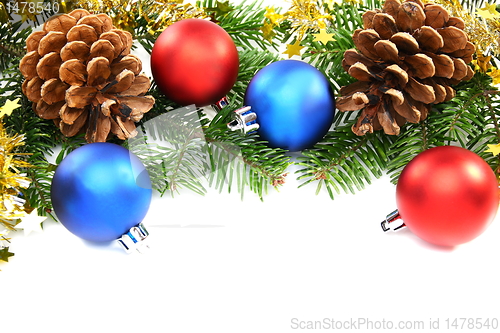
[[44, 14, 77, 34], [90, 40, 115, 62], [385, 64, 408, 86], [396, 2, 425, 32], [353, 105, 379, 135], [60, 41, 90, 62], [104, 69, 135, 94], [424, 4, 449, 29], [23, 77, 43, 102], [67, 24, 98, 45], [41, 78, 68, 105], [405, 54, 435, 79], [390, 32, 419, 54], [356, 30, 381, 59], [373, 13, 398, 39], [437, 26, 467, 53], [392, 97, 420, 123], [374, 40, 399, 63], [60, 110, 88, 137], [60, 104, 85, 125], [377, 103, 400, 135], [39, 32, 67, 56], [414, 26, 443, 53], [26, 31, 47, 52], [66, 86, 98, 108], [36, 100, 65, 119], [59, 59, 87, 86], [383, 0, 401, 18], [348, 62, 376, 81], [406, 77, 435, 103]]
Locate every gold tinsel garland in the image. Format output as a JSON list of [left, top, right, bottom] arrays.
[[68, 0, 208, 34], [0, 100, 33, 245], [262, 0, 334, 57]]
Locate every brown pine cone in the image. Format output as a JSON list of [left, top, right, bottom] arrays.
[[336, 0, 475, 136], [19, 9, 155, 143]]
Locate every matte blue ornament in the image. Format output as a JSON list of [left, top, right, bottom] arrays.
[[51, 143, 152, 243], [244, 60, 335, 151]]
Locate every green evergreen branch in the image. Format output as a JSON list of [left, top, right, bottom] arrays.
[[1, 58, 60, 216], [0, 21, 31, 70], [127, 107, 209, 196], [387, 72, 500, 184], [206, 125, 291, 200], [216, 0, 278, 50], [386, 120, 431, 184], [296, 124, 394, 199]]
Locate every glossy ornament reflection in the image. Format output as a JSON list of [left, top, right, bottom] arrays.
[[151, 19, 239, 107], [382, 146, 499, 247], [51, 143, 152, 244], [244, 60, 335, 151]]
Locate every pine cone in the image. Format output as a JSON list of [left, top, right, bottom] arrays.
[[336, 0, 474, 136], [19, 9, 155, 143]]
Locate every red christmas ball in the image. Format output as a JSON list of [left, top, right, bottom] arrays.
[[396, 146, 499, 246], [150, 19, 239, 107]]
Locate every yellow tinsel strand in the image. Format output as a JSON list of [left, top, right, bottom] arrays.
[[262, 0, 333, 58], [0, 105, 32, 229], [285, 0, 332, 41], [69, 0, 208, 35]]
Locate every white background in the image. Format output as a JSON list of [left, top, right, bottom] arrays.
[[2, 1, 500, 332]]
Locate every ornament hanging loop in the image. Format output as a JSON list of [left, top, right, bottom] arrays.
[[212, 96, 230, 112], [117, 222, 150, 253], [211, 96, 260, 134], [381, 209, 406, 232], [227, 106, 260, 134]]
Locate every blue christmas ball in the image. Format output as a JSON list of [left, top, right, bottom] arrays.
[[51, 143, 152, 242], [244, 60, 335, 151]]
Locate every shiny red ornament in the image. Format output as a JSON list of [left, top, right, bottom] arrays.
[[150, 19, 239, 107], [396, 146, 499, 246]]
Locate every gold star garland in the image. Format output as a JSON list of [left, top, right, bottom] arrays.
[[67, 0, 208, 35], [0, 100, 33, 245], [262, 0, 333, 58], [286, 0, 331, 40]]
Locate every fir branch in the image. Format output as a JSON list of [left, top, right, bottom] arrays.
[[461, 77, 500, 173], [386, 72, 500, 183], [0, 21, 31, 71], [212, 0, 278, 50], [128, 107, 209, 196], [385, 119, 432, 184], [296, 124, 394, 199], [1, 60, 59, 216], [128, 109, 291, 200], [205, 125, 291, 200]]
